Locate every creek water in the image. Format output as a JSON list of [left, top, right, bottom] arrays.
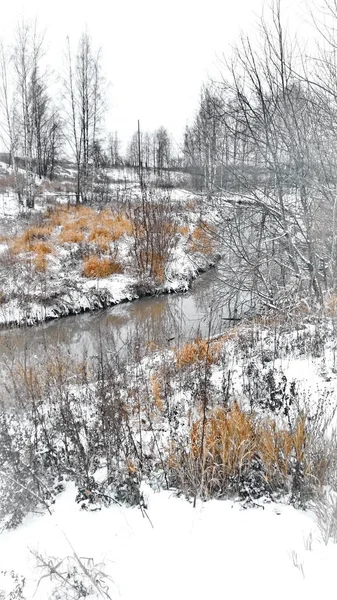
[[0, 268, 230, 375]]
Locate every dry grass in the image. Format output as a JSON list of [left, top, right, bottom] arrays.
[[82, 255, 123, 278], [34, 253, 48, 273], [22, 225, 53, 244], [47, 206, 72, 227], [185, 403, 308, 494], [59, 227, 85, 244], [88, 225, 113, 251], [32, 240, 53, 273], [177, 225, 189, 237], [188, 223, 216, 256], [151, 374, 164, 412], [175, 336, 222, 368], [11, 225, 53, 254], [89, 212, 132, 250], [31, 241, 53, 255]]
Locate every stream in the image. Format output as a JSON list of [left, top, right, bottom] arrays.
[[0, 268, 230, 374]]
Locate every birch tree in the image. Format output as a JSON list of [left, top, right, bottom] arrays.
[[64, 32, 106, 203]]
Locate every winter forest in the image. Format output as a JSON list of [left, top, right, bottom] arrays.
[[2, 0, 337, 598]]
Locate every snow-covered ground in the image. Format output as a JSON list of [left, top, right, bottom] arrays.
[[0, 482, 335, 600]]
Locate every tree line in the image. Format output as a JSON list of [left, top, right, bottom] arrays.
[[0, 22, 177, 208], [184, 0, 337, 310]]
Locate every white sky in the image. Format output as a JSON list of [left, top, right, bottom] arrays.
[[0, 0, 310, 153]]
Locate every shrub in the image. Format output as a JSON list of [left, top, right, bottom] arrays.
[[82, 255, 123, 278]]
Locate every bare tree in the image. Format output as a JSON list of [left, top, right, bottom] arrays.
[[12, 21, 46, 208], [64, 31, 106, 203], [188, 0, 337, 312], [0, 40, 21, 202]]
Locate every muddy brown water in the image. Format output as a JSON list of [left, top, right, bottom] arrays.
[[0, 269, 230, 376]]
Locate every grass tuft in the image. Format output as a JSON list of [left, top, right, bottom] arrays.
[[82, 255, 123, 278], [175, 336, 222, 368]]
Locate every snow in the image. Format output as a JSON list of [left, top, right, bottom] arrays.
[[0, 482, 336, 599]]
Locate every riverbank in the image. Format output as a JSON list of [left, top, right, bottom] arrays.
[[0, 252, 218, 329], [0, 198, 220, 328]]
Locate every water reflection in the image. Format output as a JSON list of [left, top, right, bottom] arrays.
[[0, 268, 227, 374]]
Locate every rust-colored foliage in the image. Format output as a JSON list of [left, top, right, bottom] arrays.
[[82, 255, 123, 278], [151, 374, 164, 412], [189, 404, 307, 485], [175, 336, 221, 368], [11, 225, 53, 255], [88, 212, 132, 251], [188, 223, 216, 256], [59, 227, 85, 244], [177, 225, 189, 237], [34, 253, 48, 273]]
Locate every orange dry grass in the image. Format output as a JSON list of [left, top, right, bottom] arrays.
[[190, 404, 307, 482], [22, 225, 53, 244], [88, 225, 114, 251], [89, 212, 132, 246], [177, 225, 189, 237], [34, 253, 47, 272], [32, 240, 53, 273], [175, 336, 222, 368], [47, 206, 72, 227], [59, 227, 85, 244], [31, 241, 53, 255], [11, 225, 53, 254], [151, 374, 164, 411], [57, 206, 97, 245], [188, 223, 216, 256], [82, 255, 123, 278]]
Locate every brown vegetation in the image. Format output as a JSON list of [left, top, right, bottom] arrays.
[[188, 223, 216, 256], [11, 225, 53, 254], [82, 255, 123, 278], [175, 336, 222, 368], [170, 402, 308, 498]]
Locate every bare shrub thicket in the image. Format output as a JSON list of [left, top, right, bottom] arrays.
[[128, 184, 178, 284], [184, 1, 337, 314]]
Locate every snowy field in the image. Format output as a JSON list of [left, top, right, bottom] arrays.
[[0, 483, 336, 600]]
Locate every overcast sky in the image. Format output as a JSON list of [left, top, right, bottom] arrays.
[[0, 0, 308, 153]]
